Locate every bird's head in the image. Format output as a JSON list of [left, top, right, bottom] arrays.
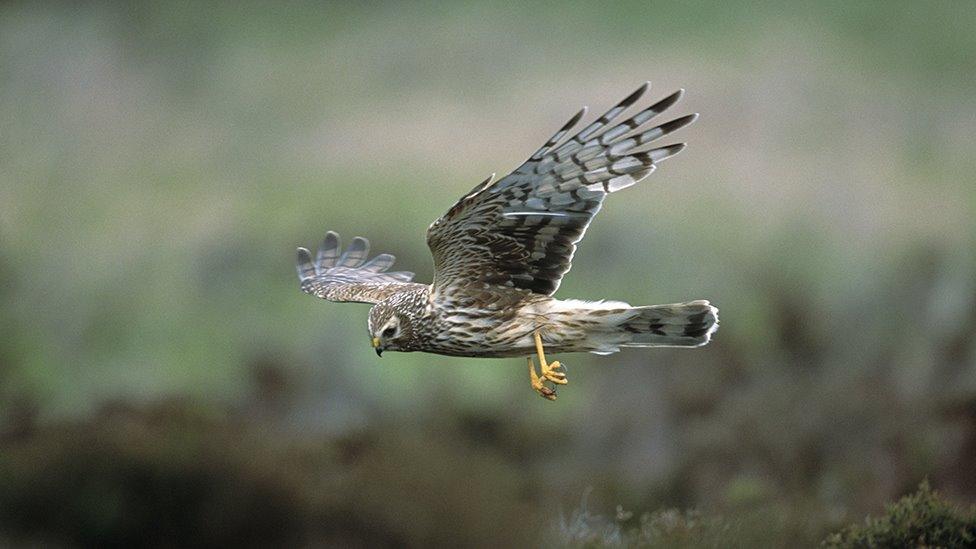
[[367, 303, 413, 356]]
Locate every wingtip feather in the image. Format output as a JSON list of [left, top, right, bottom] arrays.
[[296, 247, 315, 280], [316, 231, 341, 271], [621, 81, 650, 108], [649, 143, 687, 162]]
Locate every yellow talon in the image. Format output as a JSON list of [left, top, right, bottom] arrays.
[[528, 357, 557, 400], [542, 360, 568, 385], [527, 330, 568, 400]]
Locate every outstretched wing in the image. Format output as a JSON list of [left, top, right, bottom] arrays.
[[296, 231, 416, 304], [426, 82, 696, 296]]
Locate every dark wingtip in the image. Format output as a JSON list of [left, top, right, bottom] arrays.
[[563, 106, 588, 131], [660, 113, 699, 134], [619, 81, 651, 108], [648, 142, 687, 163], [652, 89, 685, 114], [296, 247, 314, 280]]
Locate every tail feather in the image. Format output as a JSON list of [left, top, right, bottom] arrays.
[[619, 300, 719, 348]]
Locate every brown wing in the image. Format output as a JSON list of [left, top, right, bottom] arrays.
[[296, 231, 417, 304], [426, 83, 696, 297]]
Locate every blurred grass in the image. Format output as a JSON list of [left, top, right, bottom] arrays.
[[1, 0, 975, 545]]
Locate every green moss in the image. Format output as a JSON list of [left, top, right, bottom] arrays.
[[823, 481, 976, 548]]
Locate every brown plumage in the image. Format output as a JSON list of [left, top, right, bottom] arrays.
[[296, 83, 718, 399]]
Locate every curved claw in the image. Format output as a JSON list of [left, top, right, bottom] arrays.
[[529, 357, 559, 401], [537, 385, 557, 401], [542, 360, 568, 385]]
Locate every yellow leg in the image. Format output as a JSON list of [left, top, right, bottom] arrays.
[[534, 330, 567, 386], [528, 357, 556, 401], [527, 330, 567, 400]]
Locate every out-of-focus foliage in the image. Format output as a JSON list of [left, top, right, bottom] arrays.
[[553, 481, 976, 548], [1, 1, 975, 545], [0, 397, 540, 546], [823, 481, 976, 548], [557, 493, 736, 548]]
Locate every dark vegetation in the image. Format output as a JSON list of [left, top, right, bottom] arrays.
[[823, 481, 976, 549], [0, 396, 540, 547], [554, 482, 976, 548], [2, 370, 975, 546]]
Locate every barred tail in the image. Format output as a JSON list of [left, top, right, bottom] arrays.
[[619, 300, 719, 348]]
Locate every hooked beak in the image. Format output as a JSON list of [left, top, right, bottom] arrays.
[[372, 337, 383, 357]]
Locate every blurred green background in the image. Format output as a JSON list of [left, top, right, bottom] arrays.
[[2, 1, 975, 546]]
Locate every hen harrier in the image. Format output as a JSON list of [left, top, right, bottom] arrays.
[[296, 83, 718, 400]]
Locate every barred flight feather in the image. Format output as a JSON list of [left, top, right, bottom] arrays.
[[427, 82, 697, 297], [296, 231, 419, 304]]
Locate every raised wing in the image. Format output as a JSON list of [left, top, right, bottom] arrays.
[[296, 231, 416, 304], [426, 83, 696, 296]]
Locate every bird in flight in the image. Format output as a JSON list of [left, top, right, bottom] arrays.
[[296, 83, 718, 400]]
